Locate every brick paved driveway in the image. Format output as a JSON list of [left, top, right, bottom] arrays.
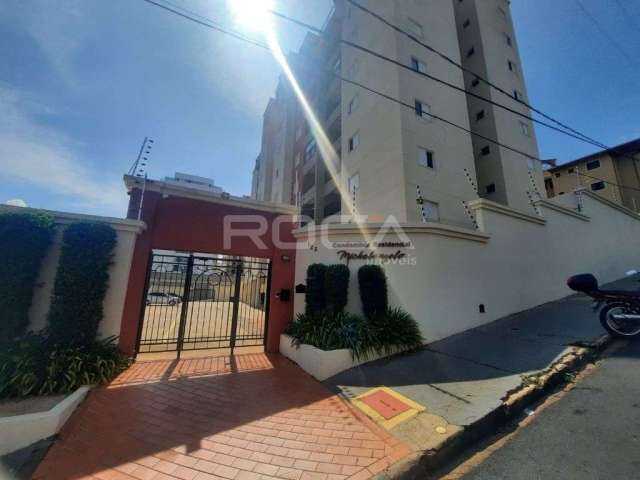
[[34, 353, 409, 480]]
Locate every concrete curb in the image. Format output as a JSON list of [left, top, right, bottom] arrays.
[[387, 334, 612, 479], [0, 386, 90, 456]]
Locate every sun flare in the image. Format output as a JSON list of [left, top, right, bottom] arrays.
[[230, 0, 273, 32]]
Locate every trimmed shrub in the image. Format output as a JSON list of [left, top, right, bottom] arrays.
[[0, 333, 129, 399], [305, 263, 327, 316], [0, 210, 55, 341], [370, 307, 424, 355], [47, 222, 117, 346], [357, 265, 388, 320], [285, 312, 372, 360], [325, 264, 350, 314]]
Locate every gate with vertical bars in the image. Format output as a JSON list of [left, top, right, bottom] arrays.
[[136, 251, 271, 356]]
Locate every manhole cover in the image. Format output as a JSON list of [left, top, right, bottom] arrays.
[[360, 390, 412, 420]]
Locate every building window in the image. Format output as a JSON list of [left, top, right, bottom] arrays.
[[275, 168, 279, 179], [471, 77, 480, 87], [498, 6, 507, 20], [568, 167, 575, 174], [304, 139, 316, 163], [423, 200, 440, 222], [476, 110, 485, 121], [415, 100, 432, 121], [555, 172, 561, 178], [514, 89, 523, 101], [591, 181, 606, 191], [417, 147, 435, 169], [527, 158, 536, 170], [332, 57, 341, 73], [463, 19, 471, 28], [411, 57, 427, 74], [481, 146, 491, 156], [508, 60, 518, 74], [486, 183, 496, 194], [348, 172, 360, 193], [348, 133, 360, 152], [348, 95, 360, 115], [296, 125, 304, 140], [519, 121, 530, 136], [504, 33, 512, 46], [407, 18, 423, 38], [466, 47, 475, 57], [586, 160, 601, 170]]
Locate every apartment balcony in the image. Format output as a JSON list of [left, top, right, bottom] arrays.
[[302, 156, 316, 175], [325, 102, 341, 131], [326, 76, 341, 100], [302, 187, 316, 206]]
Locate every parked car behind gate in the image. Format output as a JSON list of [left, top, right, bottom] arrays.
[[146, 292, 182, 306]]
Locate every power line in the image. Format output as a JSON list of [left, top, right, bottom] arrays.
[[345, 0, 612, 151], [345, 0, 640, 167], [611, 0, 640, 32], [267, 10, 609, 151], [574, 0, 635, 65], [576, 171, 640, 194], [138, 0, 639, 196]]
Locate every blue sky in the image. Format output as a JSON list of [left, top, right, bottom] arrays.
[[1, 0, 639, 217]]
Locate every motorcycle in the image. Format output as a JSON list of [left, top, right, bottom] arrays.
[[567, 271, 640, 338]]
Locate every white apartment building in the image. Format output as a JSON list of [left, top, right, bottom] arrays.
[[252, 0, 545, 226]]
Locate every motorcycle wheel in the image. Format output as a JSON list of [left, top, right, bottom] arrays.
[[600, 303, 640, 338]]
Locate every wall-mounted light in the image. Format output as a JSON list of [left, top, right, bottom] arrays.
[[281, 255, 291, 262]]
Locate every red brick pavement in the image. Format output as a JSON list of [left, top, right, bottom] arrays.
[[34, 353, 410, 480]]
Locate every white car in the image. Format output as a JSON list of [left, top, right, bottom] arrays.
[[146, 292, 182, 306]]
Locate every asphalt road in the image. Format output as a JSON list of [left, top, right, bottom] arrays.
[[462, 339, 640, 480]]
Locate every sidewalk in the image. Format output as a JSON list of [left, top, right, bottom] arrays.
[[323, 274, 640, 477]]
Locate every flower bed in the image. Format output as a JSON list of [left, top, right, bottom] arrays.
[[279, 334, 387, 381]]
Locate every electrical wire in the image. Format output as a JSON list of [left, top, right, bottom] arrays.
[[139, 0, 640, 197], [575, 0, 635, 65], [576, 171, 640, 194], [345, 0, 613, 150], [267, 9, 607, 150], [611, 0, 640, 33], [346, 0, 640, 168]]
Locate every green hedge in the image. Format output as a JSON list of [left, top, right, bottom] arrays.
[[305, 264, 327, 316], [47, 222, 117, 346], [0, 210, 55, 341], [357, 265, 389, 320], [325, 264, 350, 314]]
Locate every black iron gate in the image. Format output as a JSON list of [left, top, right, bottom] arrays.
[[136, 252, 271, 356]]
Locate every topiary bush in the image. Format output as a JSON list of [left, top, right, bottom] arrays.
[[0, 210, 55, 342], [47, 222, 117, 346], [325, 264, 350, 314], [305, 263, 327, 316], [357, 265, 388, 320]]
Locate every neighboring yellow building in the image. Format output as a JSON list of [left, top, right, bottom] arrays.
[[544, 138, 640, 213]]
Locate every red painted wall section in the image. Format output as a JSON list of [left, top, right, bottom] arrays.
[[119, 189, 297, 355]]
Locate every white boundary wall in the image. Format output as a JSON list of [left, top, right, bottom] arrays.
[[2, 207, 147, 339], [292, 191, 640, 343]]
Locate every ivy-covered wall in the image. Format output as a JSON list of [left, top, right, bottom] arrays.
[[47, 222, 118, 346], [0, 210, 55, 341]]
